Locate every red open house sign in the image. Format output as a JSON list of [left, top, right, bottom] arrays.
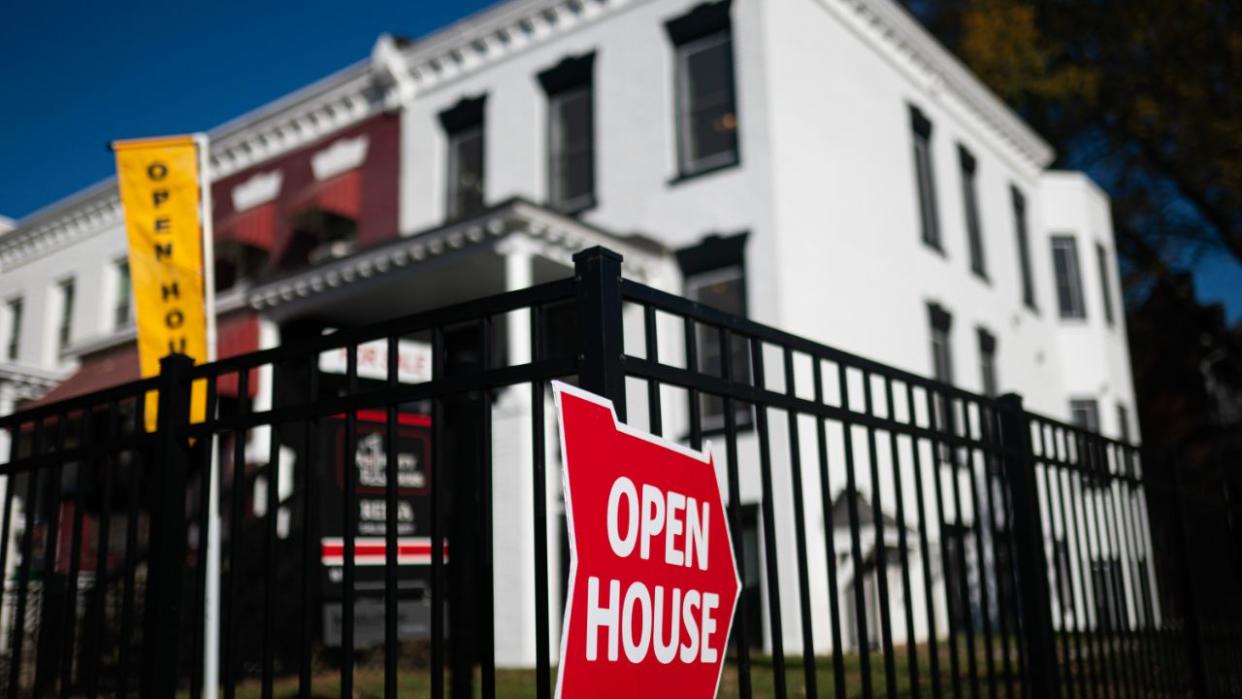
[[554, 382, 740, 699]]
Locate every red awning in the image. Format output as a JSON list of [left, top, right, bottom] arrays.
[[217, 202, 277, 250], [22, 345, 140, 410], [294, 170, 361, 220], [20, 313, 261, 410]]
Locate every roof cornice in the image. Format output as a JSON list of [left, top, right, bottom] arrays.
[[3, 0, 1057, 269], [0, 62, 384, 272], [828, 0, 1054, 167], [390, 0, 627, 95], [249, 198, 664, 312]]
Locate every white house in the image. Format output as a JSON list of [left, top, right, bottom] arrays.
[[0, 0, 1144, 667]]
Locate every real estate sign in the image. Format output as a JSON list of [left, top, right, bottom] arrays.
[[554, 382, 740, 699]]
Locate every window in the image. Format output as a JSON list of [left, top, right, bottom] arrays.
[[678, 232, 750, 429], [440, 96, 486, 220], [1011, 186, 1036, 310], [56, 278, 75, 354], [1116, 403, 1131, 443], [215, 242, 269, 291], [1070, 398, 1100, 432], [977, 328, 998, 397], [959, 145, 986, 277], [1053, 539, 1074, 619], [114, 259, 132, 329], [1134, 560, 1154, 627], [667, 1, 739, 178], [1096, 242, 1116, 326], [928, 303, 955, 441], [929, 304, 954, 385], [539, 53, 596, 213], [943, 523, 976, 633], [1051, 235, 1087, 319], [1091, 558, 1123, 631], [4, 297, 21, 361], [911, 106, 941, 251]]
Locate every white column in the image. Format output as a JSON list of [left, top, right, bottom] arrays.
[[491, 240, 543, 667], [247, 318, 281, 513]]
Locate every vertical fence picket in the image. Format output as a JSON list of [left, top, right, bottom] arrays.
[[0, 250, 1237, 699]]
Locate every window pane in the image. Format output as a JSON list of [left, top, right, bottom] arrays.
[[59, 279, 75, 351], [962, 160, 985, 275], [115, 260, 131, 329], [677, 32, 738, 173], [914, 135, 940, 249], [1096, 243, 1115, 325], [1070, 399, 1100, 432], [5, 299, 21, 360], [686, 266, 749, 426], [1052, 236, 1086, 319], [448, 127, 484, 219], [1013, 187, 1036, 308], [549, 87, 594, 210]]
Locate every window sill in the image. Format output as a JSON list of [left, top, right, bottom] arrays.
[[669, 156, 740, 186]]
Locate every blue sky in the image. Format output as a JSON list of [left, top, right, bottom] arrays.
[[1, 1, 1237, 322]]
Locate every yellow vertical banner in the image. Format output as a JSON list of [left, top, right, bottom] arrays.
[[114, 136, 208, 430]]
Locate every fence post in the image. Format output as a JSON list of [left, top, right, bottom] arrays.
[[573, 246, 626, 420], [997, 393, 1060, 698], [141, 353, 194, 698], [1168, 457, 1212, 697]]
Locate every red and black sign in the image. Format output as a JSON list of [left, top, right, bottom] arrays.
[[318, 410, 435, 646]]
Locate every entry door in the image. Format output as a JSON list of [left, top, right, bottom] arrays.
[[740, 504, 764, 650]]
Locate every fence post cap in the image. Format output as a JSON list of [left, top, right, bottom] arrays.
[[997, 392, 1024, 409], [159, 352, 195, 371], [572, 246, 623, 264]]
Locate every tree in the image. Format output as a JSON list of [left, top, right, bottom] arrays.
[[909, 0, 1240, 273], [906, 0, 1242, 453]]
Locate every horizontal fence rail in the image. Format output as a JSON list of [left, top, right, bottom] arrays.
[[0, 246, 1238, 697]]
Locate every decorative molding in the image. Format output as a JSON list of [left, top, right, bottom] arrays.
[[249, 199, 662, 311], [0, 362, 67, 402], [0, 63, 384, 270], [827, 0, 1054, 167], [2, 0, 1056, 270], [312, 135, 370, 181], [232, 170, 284, 211]]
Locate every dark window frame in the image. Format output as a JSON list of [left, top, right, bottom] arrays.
[[1051, 234, 1087, 320], [678, 232, 752, 433], [959, 144, 986, 278], [439, 95, 487, 221], [667, 0, 741, 182], [4, 296, 22, 361], [538, 52, 597, 215], [1096, 242, 1116, 327], [911, 106, 942, 253], [56, 277, 75, 355], [1011, 185, 1037, 311], [977, 327, 998, 397], [114, 258, 132, 330], [1070, 398, 1101, 433]]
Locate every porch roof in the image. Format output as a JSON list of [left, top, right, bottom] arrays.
[[247, 197, 669, 325]]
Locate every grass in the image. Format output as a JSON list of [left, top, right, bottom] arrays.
[[202, 632, 1165, 698], [218, 639, 1029, 698]]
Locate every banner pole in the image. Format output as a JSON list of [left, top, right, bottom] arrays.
[[195, 133, 221, 699]]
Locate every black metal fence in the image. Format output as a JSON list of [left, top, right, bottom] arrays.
[[0, 246, 1239, 698]]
